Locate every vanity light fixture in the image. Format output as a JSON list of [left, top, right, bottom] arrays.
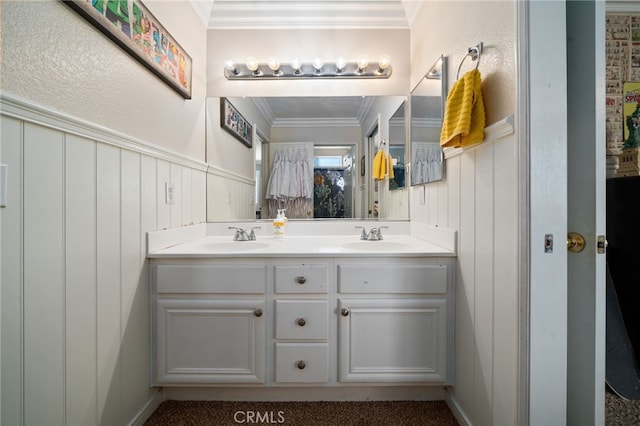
[[356, 57, 369, 74], [224, 59, 238, 76], [246, 57, 262, 76], [313, 57, 325, 73], [268, 57, 282, 76], [377, 55, 391, 73], [223, 56, 392, 80]]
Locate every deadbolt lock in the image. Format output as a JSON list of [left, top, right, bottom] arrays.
[[567, 232, 586, 252]]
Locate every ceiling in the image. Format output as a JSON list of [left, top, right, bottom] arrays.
[[192, 1, 421, 30], [248, 96, 378, 128]]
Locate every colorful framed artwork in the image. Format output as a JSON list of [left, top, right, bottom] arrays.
[[220, 98, 253, 148], [64, 0, 192, 99]]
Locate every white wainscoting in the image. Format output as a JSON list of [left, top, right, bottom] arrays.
[[1, 95, 206, 425], [206, 166, 256, 221], [411, 116, 519, 425]]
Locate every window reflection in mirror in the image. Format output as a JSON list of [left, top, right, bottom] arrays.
[[410, 55, 447, 186]]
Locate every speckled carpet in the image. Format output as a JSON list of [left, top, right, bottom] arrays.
[[144, 400, 459, 426], [605, 387, 640, 426]]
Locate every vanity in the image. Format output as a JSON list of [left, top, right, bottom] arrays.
[[148, 222, 456, 392]]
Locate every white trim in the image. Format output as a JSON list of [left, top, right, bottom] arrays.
[[0, 92, 208, 173], [444, 389, 471, 426], [442, 115, 515, 159], [516, 1, 531, 425], [607, 1, 640, 13], [207, 163, 256, 186], [127, 389, 165, 426]]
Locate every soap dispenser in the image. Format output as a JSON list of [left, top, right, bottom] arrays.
[[273, 209, 287, 238]]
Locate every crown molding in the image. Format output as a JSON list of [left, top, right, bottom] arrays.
[[207, 1, 409, 29]]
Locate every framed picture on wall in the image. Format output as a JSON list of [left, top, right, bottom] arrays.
[[220, 97, 253, 148], [63, 0, 192, 99]]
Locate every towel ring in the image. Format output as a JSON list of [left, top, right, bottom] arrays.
[[456, 42, 483, 80]]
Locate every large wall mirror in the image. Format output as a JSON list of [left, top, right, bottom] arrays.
[[410, 55, 448, 186], [205, 96, 408, 222]]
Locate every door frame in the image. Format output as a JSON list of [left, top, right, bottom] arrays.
[[520, 1, 606, 424]]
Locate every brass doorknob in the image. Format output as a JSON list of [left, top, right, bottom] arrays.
[[567, 232, 586, 252]]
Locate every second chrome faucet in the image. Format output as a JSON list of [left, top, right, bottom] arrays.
[[355, 225, 388, 241]]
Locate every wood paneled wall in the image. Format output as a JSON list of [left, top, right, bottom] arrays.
[[1, 103, 206, 425], [411, 120, 519, 425]]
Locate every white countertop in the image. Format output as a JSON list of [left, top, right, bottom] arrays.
[[147, 222, 457, 258], [147, 234, 455, 258]]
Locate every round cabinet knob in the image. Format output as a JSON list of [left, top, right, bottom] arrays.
[[296, 276, 306, 284], [254, 308, 263, 317], [297, 361, 306, 370], [297, 318, 306, 326], [341, 308, 349, 316]]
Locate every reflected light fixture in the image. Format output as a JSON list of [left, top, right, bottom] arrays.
[[223, 55, 392, 80], [426, 55, 443, 79]]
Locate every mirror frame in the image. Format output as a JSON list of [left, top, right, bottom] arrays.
[[388, 101, 407, 191]]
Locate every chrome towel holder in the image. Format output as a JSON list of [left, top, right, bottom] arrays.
[[456, 42, 483, 80]]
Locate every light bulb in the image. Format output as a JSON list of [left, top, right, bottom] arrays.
[[357, 57, 369, 73], [291, 58, 301, 74], [224, 59, 237, 74], [377, 54, 391, 72], [246, 57, 259, 73], [336, 57, 347, 72], [268, 56, 280, 73], [313, 57, 324, 73]]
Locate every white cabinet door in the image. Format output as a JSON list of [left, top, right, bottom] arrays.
[[338, 298, 447, 383], [155, 299, 265, 385]]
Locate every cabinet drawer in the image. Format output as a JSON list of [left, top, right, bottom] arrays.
[[274, 264, 328, 294], [275, 300, 328, 340], [337, 264, 447, 294], [275, 343, 329, 383], [156, 264, 266, 294]]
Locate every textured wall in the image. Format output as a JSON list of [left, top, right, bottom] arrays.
[[1, 1, 207, 161]]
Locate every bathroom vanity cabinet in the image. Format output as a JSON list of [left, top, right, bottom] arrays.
[[151, 255, 454, 387]]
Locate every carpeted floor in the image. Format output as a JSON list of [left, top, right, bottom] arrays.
[[144, 400, 459, 426], [143, 390, 640, 426], [605, 387, 640, 425]]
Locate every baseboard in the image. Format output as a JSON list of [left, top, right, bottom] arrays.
[[163, 386, 446, 402], [128, 389, 165, 426], [444, 388, 472, 426]]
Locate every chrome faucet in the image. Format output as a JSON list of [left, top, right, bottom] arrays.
[[355, 226, 388, 241], [228, 226, 261, 241]]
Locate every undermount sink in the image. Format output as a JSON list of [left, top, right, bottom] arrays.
[[341, 241, 412, 251], [205, 241, 270, 251]]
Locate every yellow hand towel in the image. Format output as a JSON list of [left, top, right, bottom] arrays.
[[373, 150, 386, 180], [372, 151, 394, 181], [440, 69, 486, 148]]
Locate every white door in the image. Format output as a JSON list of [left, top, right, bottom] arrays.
[[566, 2, 606, 424], [525, 1, 606, 424]]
